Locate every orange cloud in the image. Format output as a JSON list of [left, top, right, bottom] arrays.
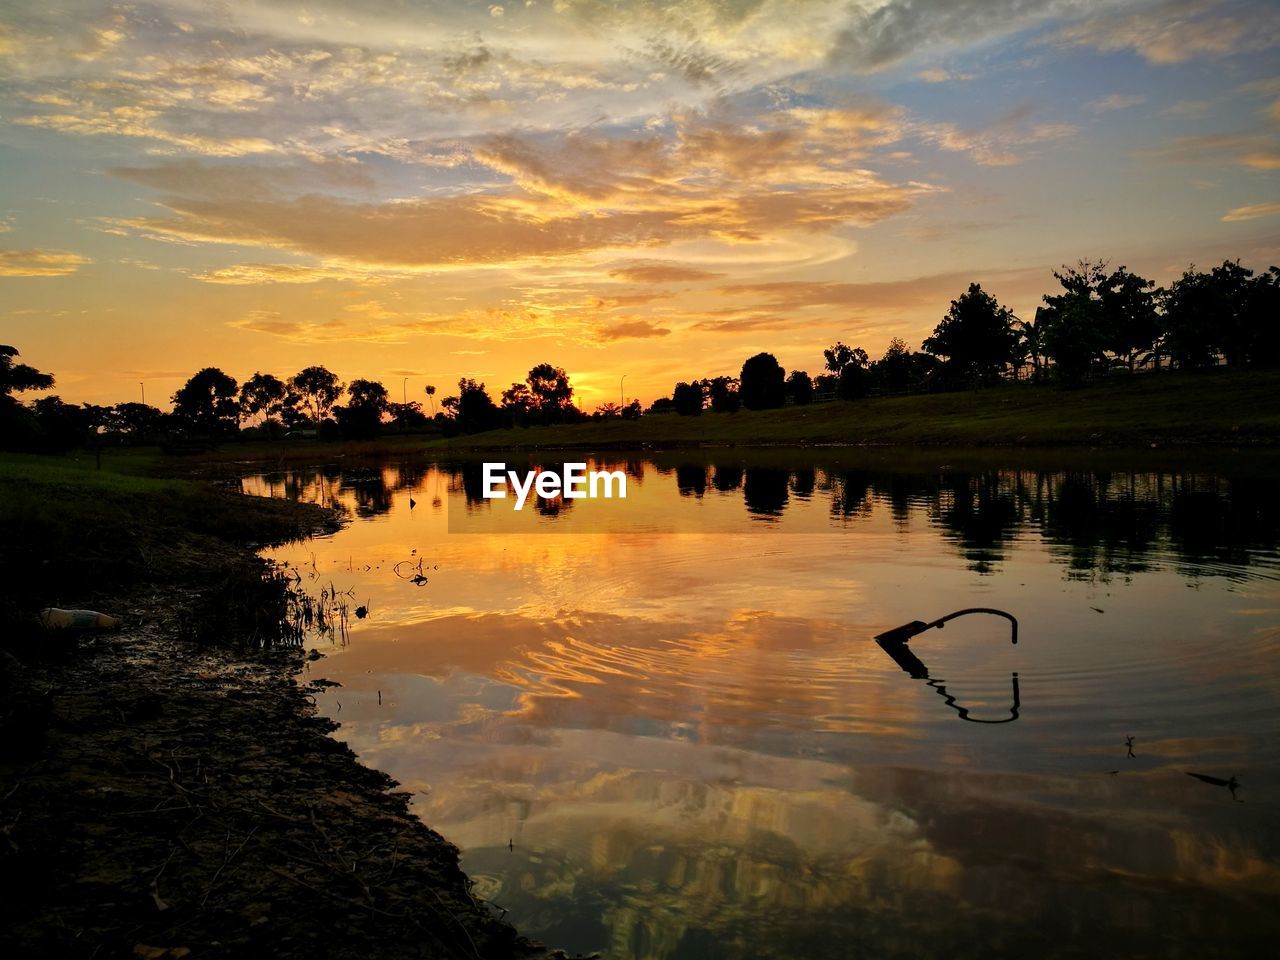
[[608, 260, 723, 283], [0, 248, 91, 277], [598, 320, 672, 340]]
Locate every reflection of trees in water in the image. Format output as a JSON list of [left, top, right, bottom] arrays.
[[714, 461, 1278, 578], [932, 472, 1021, 574], [676, 463, 708, 498], [712, 463, 743, 492], [790, 467, 815, 498], [743, 467, 789, 517], [250, 459, 1280, 578], [338, 467, 393, 517], [1033, 472, 1163, 580], [825, 470, 873, 521]]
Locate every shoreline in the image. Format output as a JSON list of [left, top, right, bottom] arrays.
[[0, 466, 560, 959]]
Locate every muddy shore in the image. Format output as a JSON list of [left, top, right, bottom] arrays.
[[0, 464, 561, 959]]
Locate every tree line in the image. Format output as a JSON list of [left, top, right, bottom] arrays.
[[654, 258, 1280, 416], [1, 257, 1275, 448]]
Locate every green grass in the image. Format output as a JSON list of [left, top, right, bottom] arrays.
[[0, 451, 333, 632], [431, 369, 1280, 451]]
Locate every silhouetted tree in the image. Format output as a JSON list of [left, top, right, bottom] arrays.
[[706, 376, 741, 413], [30, 396, 96, 449], [672, 380, 705, 416], [386, 401, 427, 430], [924, 283, 1018, 386], [740, 352, 786, 409], [1041, 260, 1110, 384], [824, 342, 868, 375], [335, 379, 389, 439], [444, 378, 501, 434], [172, 367, 239, 435], [500, 382, 535, 424], [0, 345, 54, 403], [289, 366, 343, 423], [873, 338, 914, 392], [593, 402, 622, 419], [103, 402, 163, 441], [839, 362, 868, 400], [1018, 310, 1049, 382], [424, 384, 437, 417], [787, 370, 813, 405], [0, 345, 54, 446], [1100, 265, 1161, 371], [1246, 267, 1280, 368], [526, 363, 577, 422], [240, 372, 288, 425]]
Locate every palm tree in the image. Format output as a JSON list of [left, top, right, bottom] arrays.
[[424, 384, 436, 417], [1017, 310, 1047, 382]]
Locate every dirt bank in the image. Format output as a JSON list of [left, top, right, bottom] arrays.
[[0, 458, 563, 959]]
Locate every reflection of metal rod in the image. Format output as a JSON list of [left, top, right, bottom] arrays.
[[874, 608, 1021, 724], [927, 673, 1020, 724]]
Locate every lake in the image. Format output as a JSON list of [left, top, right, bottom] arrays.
[[243, 450, 1280, 959]]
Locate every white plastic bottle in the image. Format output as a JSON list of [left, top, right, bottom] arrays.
[[40, 608, 121, 630]]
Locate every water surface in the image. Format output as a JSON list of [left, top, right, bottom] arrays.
[[245, 452, 1280, 959]]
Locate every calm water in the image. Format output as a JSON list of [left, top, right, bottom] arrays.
[[244, 452, 1280, 959]]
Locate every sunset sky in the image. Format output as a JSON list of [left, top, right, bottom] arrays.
[[1, 0, 1278, 409]]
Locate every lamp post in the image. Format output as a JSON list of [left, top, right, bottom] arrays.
[[140, 382, 145, 405], [620, 374, 627, 408], [402, 377, 408, 404]]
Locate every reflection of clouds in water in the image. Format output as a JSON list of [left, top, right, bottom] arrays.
[[253, 456, 1280, 958]]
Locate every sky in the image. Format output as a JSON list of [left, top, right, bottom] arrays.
[[0, 0, 1278, 410]]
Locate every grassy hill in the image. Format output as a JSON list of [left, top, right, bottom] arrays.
[[431, 369, 1280, 451]]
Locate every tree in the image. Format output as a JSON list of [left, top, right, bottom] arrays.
[[923, 283, 1018, 386], [1163, 265, 1228, 370], [1100, 266, 1161, 371], [1039, 261, 1111, 384], [838, 362, 868, 400], [104, 402, 163, 441], [444, 378, 501, 434], [424, 384, 437, 417], [240, 372, 288, 424], [873, 338, 913, 392], [1, 345, 54, 403], [740, 353, 786, 409], [289, 366, 343, 424], [172, 367, 239, 434], [31, 396, 97, 449], [706, 376, 740, 413], [786, 369, 813, 405], [525, 363, 576, 422], [1246, 267, 1280, 368], [0, 345, 54, 445], [500, 382, 535, 423], [672, 381, 705, 416], [386, 401, 427, 430], [335, 379, 389, 439], [823, 342, 867, 375], [593, 402, 622, 419], [1017, 310, 1048, 382]]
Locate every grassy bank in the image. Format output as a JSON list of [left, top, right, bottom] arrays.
[[0, 452, 332, 631], [435, 369, 1280, 451]]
